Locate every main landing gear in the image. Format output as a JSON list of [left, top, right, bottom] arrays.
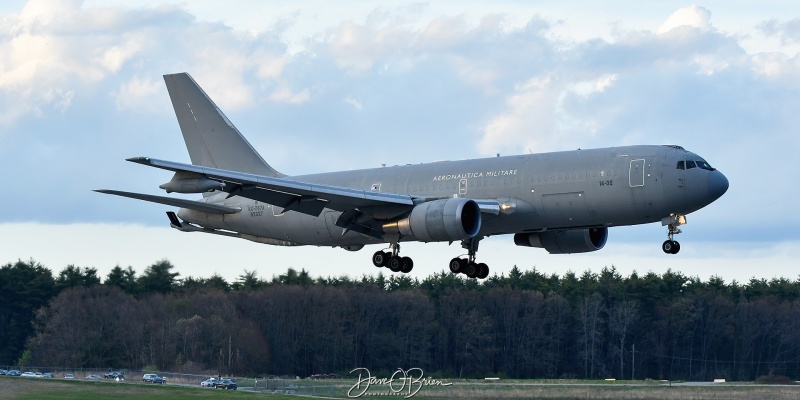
[[448, 238, 490, 280], [372, 243, 414, 273], [370, 238, 490, 280], [662, 214, 686, 254]]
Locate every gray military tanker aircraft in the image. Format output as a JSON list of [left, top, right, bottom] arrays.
[[97, 73, 729, 279]]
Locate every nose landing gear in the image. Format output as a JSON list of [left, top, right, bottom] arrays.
[[661, 214, 686, 254]]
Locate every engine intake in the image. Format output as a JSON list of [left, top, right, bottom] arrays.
[[384, 198, 481, 242], [514, 228, 608, 254]]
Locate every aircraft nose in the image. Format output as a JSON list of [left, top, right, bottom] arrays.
[[707, 170, 729, 200]]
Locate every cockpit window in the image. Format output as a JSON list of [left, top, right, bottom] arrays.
[[678, 159, 715, 171], [696, 160, 714, 171]]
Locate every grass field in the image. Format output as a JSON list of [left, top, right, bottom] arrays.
[[4, 375, 800, 399], [0, 376, 285, 400]]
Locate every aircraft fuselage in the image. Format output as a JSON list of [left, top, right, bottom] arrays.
[[178, 144, 726, 247]]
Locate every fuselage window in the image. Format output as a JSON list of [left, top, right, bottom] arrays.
[[686, 160, 697, 169], [676, 161, 685, 170]]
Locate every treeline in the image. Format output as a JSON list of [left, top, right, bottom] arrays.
[[3, 258, 800, 381]]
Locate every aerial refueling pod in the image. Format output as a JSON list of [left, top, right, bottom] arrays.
[[159, 171, 225, 194], [384, 198, 481, 242], [514, 228, 608, 254]]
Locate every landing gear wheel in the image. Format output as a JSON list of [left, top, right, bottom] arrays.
[[401, 257, 414, 273], [477, 263, 489, 279], [388, 255, 403, 272], [372, 251, 388, 267], [449, 258, 464, 273], [662, 240, 682, 254], [465, 262, 478, 278]]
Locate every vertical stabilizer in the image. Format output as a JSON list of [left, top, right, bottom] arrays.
[[163, 73, 283, 177]]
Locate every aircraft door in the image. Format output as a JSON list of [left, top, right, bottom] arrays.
[[629, 159, 645, 187], [459, 179, 468, 195]]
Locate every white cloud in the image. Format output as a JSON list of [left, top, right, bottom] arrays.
[[750, 52, 800, 81], [344, 96, 363, 110], [254, 53, 290, 80], [758, 18, 800, 45], [325, 19, 414, 74], [268, 85, 310, 104], [113, 75, 160, 111], [479, 76, 560, 155], [568, 74, 617, 97], [657, 5, 712, 35], [100, 40, 142, 73]]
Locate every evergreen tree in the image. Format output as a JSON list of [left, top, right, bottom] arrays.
[[0, 259, 56, 363], [105, 265, 138, 294], [137, 259, 179, 294], [55, 265, 100, 291]]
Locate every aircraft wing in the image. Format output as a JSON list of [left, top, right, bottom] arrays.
[[126, 157, 415, 216]]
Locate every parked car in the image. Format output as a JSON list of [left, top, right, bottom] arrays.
[[0, 369, 8, 375], [7, 370, 21, 376], [104, 371, 125, 380], [143, 373, 166, 384], [142, 373, 157, 382], [42, 373, 54, 378], [201, 378, 218, 387], [64, 374, 75, 379], [21, 372, 36, 377], [34, 372, 43, 378], [86, 374, 102, 379], [214, 379, 237, 390]]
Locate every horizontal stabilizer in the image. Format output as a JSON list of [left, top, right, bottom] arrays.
[[94, 190, 241, 215]]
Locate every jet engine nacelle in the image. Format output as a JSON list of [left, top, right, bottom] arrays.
[[514, 228, 608, 254], [385, 198, 481, 242]]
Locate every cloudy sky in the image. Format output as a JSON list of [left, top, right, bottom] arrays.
[[1, 0, 798, 284]]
